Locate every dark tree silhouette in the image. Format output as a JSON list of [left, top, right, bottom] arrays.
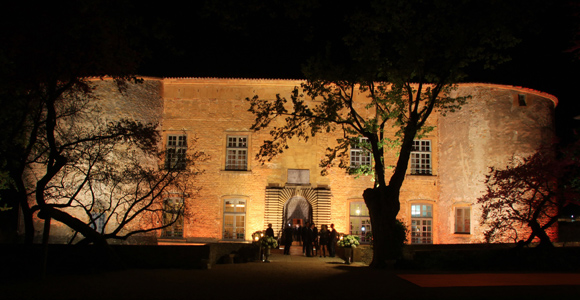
[[0, 1, 197, 256], [30, 86, 205, 247], [478, 145, 580, 248]]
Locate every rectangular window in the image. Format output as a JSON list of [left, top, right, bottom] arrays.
[[163, 197, 184, 237], [166, 135, 187, 170], [226, 136, 248, 170], [223, 199, 246, 240], [411, 204, 432, 244], [90, 212, 106, 233], [349, 202, 371, 243], [455, 207, 471, 234], [518, 94, 527, 106], [411, 140, 431, 175], [350, 137, 372, 168]]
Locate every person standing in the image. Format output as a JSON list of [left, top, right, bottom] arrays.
[[265, 223, 274, 238], [329, 223, 338, 257], [318, 224, 329, 257], [305, 222, 314, 257], [283, 224, 293, 255], [312, 223, 318, 257], [302, 222, 310, 255], [263, 223, 274, 262]]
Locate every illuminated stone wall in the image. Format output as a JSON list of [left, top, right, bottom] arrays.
[[163, 78, 555, 243], [160, 78, 378, 240], [161, 78, 556, 244], [438, 84, 557, 243], [29, 77, 557, 245], [27, 78, 164, 244]]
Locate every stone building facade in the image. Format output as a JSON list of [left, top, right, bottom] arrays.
[[27, 77, 558, 245], [158, 78, 557, 245]]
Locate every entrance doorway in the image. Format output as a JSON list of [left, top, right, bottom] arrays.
[[285, 196, 311, 225], [263, 186, 331, 244], [284, 196, 311, 242]]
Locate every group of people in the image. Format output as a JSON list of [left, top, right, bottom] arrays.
[[282, 222, 338, 257]]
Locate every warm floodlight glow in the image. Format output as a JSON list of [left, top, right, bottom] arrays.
[[356, 209, 360, 215]]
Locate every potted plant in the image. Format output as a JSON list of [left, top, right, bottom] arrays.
[[338, 235, 360, 264], [260, 235, 278, 262]]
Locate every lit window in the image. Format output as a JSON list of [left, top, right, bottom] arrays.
[[226, 136, 248, 170], [163, 197, 184, 237], [166, 135, 187, 170], [349, 202, 371, 243], [350, 137, 372, 168], [90, 211, 106, 233], [455, 207, 471, 234], [411, 140, 431, 175], [90, 201, 107, 233], [411, 204, 432, 244], [223, 199, 246, 240]]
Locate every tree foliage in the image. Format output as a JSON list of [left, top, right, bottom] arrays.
[[32, 87, 205, 245], [0, 0, 192, 249], [247, 0, 528, 267], [248, 81, 467, 185], [2, 78, 206, 247]]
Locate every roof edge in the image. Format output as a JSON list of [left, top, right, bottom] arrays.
[[458, 82, 558, 107], [86, 76, 558, 107]]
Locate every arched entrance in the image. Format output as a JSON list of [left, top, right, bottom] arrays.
[[263, 186, 332, 237], [284, 196, 312, 228], [284, 196, 311, 243]]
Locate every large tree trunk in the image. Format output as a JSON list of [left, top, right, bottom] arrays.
[[20, 200, 35, 244], [529, 219, 555, 249], [40, 214, 51, 279], [516, 219, 556, 250], [364, 185, 401, 268], [10, 174, 35, 244]]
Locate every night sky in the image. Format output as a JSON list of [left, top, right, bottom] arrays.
[[135, 2, 580, 141], [137, 4, 310, 80], [4, 1, 574, 139]]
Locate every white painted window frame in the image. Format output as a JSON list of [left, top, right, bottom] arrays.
[[350, 137, 372, 168], [411, 204, 433, 244], [226, 136, 248, 170], [410, 140, 432, 175]]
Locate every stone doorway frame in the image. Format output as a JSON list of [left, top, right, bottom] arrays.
[[264, 186, 331, 237]]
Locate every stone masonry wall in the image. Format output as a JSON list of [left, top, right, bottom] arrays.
[[161, 78, 441, 241], [39, 78, 557, 246], [29, 78, 164, 244], [438, 84, 556, 244]]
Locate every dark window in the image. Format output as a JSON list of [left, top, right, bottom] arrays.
[[166, 135, 187, 170], [518, 94, 527, 106]]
